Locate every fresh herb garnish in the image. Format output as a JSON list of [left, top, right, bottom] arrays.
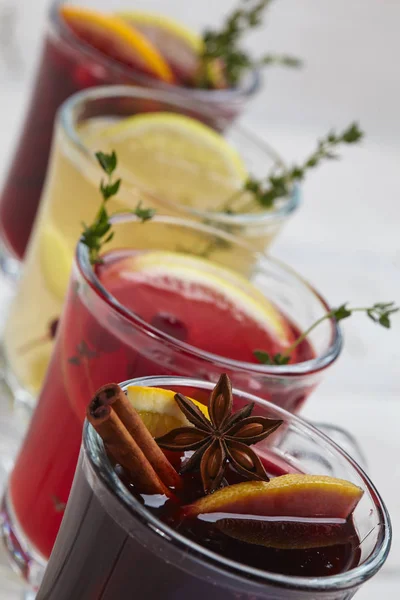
[[221, 122, 363, 215], [254, 302, 399, 366], [253, 351, 291, 366], [198, 0, 301, 88], [178, 124, 362, 250], [81, 151, 155, 264], [133, 201, 156, 223]]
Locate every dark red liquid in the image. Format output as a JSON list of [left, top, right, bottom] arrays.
[[114, 451, 361, 579], [9, 250, 315, 560], [145, 471, 360, 579], [0, 12, 242, 260], [179, 515, 359, 577], [36, 454, 361, 600]]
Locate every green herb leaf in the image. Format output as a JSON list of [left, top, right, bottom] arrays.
[[95, 150, 117, 175], [100, 178, 121, 200], [363, 302, 399, 328], [331, 303, 352, 322], [341, 123, 364, 143], [253, 350, 274, 365], [259, 54, 303, 68], [273, 353, 291, 365], [253, 350, 290, 365], [133, 202, 156, 223]]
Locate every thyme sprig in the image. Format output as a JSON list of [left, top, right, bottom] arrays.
[[254, 302, 399, 366], [199, 0, 301, 88], [244, 122, 364, 210], [81, 151, 155, 264]]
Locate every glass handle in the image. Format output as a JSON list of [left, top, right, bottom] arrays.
[[312, 422, 368, 470]]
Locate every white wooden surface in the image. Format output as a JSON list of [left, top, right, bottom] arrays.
[[0, 0, 398, 597]]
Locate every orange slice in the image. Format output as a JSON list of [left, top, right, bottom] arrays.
[[118, 10, 202, 85], [185, 475, 363, 520], [60, 5, 175, 83], [126, 385, 209, 439]]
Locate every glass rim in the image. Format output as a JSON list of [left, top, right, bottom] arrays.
[[59, 84, 300, 225], [50, 0, 261, 100], [76, 212, 342, 377], [83, 375, 391, 593]]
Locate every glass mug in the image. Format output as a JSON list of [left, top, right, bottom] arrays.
[[36, 376, 391, 599]]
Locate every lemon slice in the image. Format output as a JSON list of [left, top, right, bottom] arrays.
[[40, 224, 73, 300], [106, 251, 291, 346], [126, 385, 208, 438], [60, 6, 174, 83], [118, 10, 202, 84], [94, 113, 247, 212]]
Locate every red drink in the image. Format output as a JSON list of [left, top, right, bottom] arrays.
[[9, 249, 314, 559], [125, 470, 361, 579], [0, 2, 257, 260], [37, 456, 361, 600]]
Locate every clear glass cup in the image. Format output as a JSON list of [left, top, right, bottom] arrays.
[[34, 376, 391, 599], [0, 0, 260, 270], [0, 85, 299, 406], [0, 213, 341, 586]]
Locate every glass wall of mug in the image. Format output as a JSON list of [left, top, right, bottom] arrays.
[[0, 0, 261, 270], [0, 213, 341, 584], [0, 86, 299, 409], [33, 376, 391, 599]]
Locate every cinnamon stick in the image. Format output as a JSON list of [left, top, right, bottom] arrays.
[[108, 384, 182, 489], [87, 384, 181, 494]]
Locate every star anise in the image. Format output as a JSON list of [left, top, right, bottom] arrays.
[[156, 374, 283, 494]]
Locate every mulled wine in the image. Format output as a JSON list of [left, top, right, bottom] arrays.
[[35, 377, 390, 599]]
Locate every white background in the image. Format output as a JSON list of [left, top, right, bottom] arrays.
[[0, 0, 399, 597]]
